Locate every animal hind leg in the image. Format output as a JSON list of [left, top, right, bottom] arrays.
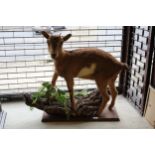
[[95, 78, 110, 116], [108, 75, 118, 110]]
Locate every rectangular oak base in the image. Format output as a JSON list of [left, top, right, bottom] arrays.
[[42, 107, 120, 122]]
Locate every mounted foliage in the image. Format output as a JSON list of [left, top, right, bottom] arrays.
[[27, 82, 89, 119]]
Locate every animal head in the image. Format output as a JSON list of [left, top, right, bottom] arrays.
[[42, 31, 72, 59]]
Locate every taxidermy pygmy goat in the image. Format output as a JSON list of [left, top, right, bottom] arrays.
[[42, 31, 128, 116]]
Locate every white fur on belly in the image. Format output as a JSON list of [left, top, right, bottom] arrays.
[[77, 63, 96, 77]]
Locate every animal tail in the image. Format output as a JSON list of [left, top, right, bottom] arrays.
[[121, 63, 129, 71]]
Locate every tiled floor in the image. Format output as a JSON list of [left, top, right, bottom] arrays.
[[2, 95, 152, 129]]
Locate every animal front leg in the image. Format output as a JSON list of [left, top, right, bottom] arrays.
[[65, 77, 76, 111], [51, 72, 58, 87]]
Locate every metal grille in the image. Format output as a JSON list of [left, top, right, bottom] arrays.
[[0, 26, 122, 96], [126, 26, 150, 112], [151, 48, 155, 88]]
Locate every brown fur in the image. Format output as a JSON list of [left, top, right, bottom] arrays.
[[42, 31, 128, 116]]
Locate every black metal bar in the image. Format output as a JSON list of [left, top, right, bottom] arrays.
[[119, 27, 128, 94], [119, 26, 134, 95], [150, 32, 155, 88]]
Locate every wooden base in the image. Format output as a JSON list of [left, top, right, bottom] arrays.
[[0, 111, 7, 129], [42, 106, 120, 122]]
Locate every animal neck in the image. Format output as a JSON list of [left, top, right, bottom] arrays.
[[55, 49, 66, 61]]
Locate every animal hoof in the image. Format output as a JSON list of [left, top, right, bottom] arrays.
[[97, 112, 102, 117], [108, 105, 113, 111], [71, 107, 76, 112], [97, 109, 103, 117]]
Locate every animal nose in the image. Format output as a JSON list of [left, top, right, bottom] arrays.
[[51, 54, 56, 58]]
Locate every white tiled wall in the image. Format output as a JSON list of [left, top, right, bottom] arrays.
[[0, 26, 123, 95]]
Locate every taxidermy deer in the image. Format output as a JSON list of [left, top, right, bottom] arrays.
[[42, 31, 128, 116]]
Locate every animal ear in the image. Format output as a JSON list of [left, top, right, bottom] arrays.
[[63, 34, 72, 41], [41, 31, 50, 39]]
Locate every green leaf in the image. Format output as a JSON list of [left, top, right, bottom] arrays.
[[75, 89, 88, 97], [42, 82, 50, 87], [31, 82, 71, 119]]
